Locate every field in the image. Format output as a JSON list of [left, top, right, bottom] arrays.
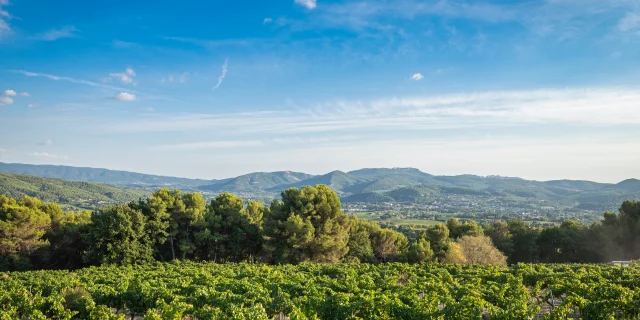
[[2, 262, 639, 319]]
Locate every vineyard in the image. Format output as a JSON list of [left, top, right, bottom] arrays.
[[2, 262, 640, 320]]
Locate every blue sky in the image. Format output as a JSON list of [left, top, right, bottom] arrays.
[[1, 0, 640, 182]]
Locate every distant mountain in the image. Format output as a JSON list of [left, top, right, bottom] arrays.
[[273, 171, 365, 194], [0, 162, 213, 189], [0, 172, 147, 210], [616, 179, 640, 192], [1, 162, 639, 214], [199, 171, 314, 193]]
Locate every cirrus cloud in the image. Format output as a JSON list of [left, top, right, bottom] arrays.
[[28, 152, 69, 160]]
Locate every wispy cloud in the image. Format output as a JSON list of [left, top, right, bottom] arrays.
[[19, 92, 29, 97], [32, 26, 78, 41], [161, 73, 188, 84], [149, 140, 264, 151], [619, 12, 640, 31], [263, 17, 273, 24], [0, 0, 12, 38], [28, 152, 69, 160], [111, 87, 640, 136], [213, 58, 228, 89], [295, 0, 317, 10], [13, 70, 135, 92], [410, 73, 424, 81], [163, 36, 251, 48], [13, 69, 181, 102], [112, 40, 140, 48], [106, 67, 136, 85], [114, 92, 136, 101]]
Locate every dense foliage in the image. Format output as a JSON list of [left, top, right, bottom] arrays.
[[2, 262, 640, 319], [1, 184, 639, 272]]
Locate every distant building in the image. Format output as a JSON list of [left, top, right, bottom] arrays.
[[611, 261, 631, 267]]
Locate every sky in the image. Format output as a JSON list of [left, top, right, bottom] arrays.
[[1, 0, 640, 182]]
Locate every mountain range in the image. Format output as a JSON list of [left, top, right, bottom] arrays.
[[1, 162, 639, 213]]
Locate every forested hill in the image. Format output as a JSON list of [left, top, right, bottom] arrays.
[[1, 162, 639, 213], [0, 172, 147, 210], [0, 162, 212, 189]]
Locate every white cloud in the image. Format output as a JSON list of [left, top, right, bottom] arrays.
[[114, 92, 136, 101], [40, 139, 53, 146], [0, 96, 13, 106], [149, 140, 264, 151], [295, 0, 317, 9], [32, 26, 78, 41], [619, 12, 640, 31], [410, 73, 424, 81], [108, 68, 136, 85], [27, 103, 37, 108], [28, 152, 69, 160], [4, 89, 16, 96], [213, 58, 229, 89], [19, 92, 29, 97], [264, 17, 273, 24]]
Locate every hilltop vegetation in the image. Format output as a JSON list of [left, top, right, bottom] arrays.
[[0, 162, 211, 189], [2, 182, 640, 273], [0, 172, 147, 210]]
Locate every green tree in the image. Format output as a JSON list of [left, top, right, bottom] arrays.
[[245, 200, 266, 229], [447, 218, 463, 239], [485, 221, 514, 258], [145, 189, 205, 260], [0, 195, 52, 270], [84, 205, 153, 265], [195, 193, 262, 262], [507, 220, 540, 263], [461, 221, 483, 237], [406, 237, 434, 263], [263, 185, 351, 263], [425, 223, 450, 261], [345, 218, 380, 263], [537, 220, 590, 263], [41, 210, 91, 269], [371, 229, 408, 262]]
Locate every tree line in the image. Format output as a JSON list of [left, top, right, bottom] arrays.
[[0, 184, 638, 271]]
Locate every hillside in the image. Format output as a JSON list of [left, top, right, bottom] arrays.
[[0, 172, 148, 210], [273, 170, 366, 194], [0, 162, 212, 189], [199, 171, 314, 193]]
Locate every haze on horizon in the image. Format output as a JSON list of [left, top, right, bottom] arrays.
[[1, 0, 640, 183]]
